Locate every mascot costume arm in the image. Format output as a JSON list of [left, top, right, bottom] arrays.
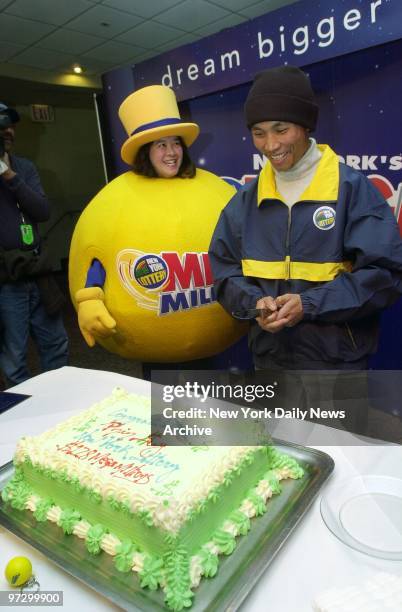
[[75, 260, 116, 347]]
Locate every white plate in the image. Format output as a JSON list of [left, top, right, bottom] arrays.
[[320, 475, 402, 560]]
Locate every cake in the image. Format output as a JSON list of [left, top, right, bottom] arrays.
[[2, 388, 304, 610]]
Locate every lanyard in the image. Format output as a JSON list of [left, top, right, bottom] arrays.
[[16, 202, 34, 246], [6, 155, 35, 247]]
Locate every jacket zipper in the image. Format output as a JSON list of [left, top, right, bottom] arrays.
[[285, 206, 292, 280], [345, 323, 357, 351]]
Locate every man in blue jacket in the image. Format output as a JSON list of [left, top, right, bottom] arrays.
[[209, 66, 402, 373], [0, 102, 68, 386]]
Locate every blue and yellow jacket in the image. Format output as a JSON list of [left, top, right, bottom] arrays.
[[209, 145, 402, 367]]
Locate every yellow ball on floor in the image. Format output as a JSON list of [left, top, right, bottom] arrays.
[[5, 556, 32, 587]]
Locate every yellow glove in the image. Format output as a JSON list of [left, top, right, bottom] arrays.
[[75, 287, 116, 347]]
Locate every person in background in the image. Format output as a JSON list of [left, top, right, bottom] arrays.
[[208, 66, 402, 434], [0, 102, 68, 387]]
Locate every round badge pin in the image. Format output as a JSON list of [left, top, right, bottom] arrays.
[[313, 206, 336, 230]]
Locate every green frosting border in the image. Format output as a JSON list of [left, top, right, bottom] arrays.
[[1, 449, 304, 611]]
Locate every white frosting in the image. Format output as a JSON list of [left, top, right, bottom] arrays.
[[277, 467, 294, 480], [256, 480, 273, 502], [189, 556, 203, 588], [25, 495, 39, 512], [17, 388, 260, 534], [204, 542, 220, 555], [222, 520, 238, 537], [131, 552, 145, 573], [100, 533, 121, 556], [239, 499, 256, 518], [47, 506, 62, 522], [73, 520, 91, 538]]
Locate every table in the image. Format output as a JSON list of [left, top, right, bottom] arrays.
[[0, 366, 401, 612]]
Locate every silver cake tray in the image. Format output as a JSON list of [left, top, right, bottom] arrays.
[[0, 441, 334, 611]]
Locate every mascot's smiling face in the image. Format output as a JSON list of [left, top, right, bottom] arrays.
[[149, 137, 183, 178]]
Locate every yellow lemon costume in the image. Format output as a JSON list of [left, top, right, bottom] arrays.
[[69, 85, 245, 361]]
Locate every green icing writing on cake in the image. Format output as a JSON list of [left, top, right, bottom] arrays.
[[73, 416, 98, 432]]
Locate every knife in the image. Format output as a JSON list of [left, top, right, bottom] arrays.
[[232, 308, 271, 320]]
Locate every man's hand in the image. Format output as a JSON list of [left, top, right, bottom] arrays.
[[0, 156, 16, 180], [75, 287, 116, 347], [255, 296, 279, 328], [256, 293, 303, 333]]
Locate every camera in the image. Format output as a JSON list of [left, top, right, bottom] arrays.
[[0, 113, 11, 157]]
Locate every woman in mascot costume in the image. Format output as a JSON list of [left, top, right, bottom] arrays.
[[69, 85, 245, 363]]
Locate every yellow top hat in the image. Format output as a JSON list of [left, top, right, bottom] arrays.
[[118, 85, 200, 165]]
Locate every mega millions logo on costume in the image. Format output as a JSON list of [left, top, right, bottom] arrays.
[[118, 250, 216, 315], [69, 169, 245, 361]]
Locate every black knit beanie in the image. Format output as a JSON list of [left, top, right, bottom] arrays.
[[244, 65, 318, 131]]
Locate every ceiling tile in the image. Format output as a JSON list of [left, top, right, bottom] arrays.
[[11, 47, 77, 70], [65, 5, 143, 38], [4, 0, 93, 26], [0, 41, 26, 62], [132, 49, 161, 64], [205, 0, 266, 9], [117, 21, 184, 48], [36, 29, 105, 54], [100, 0, 185, 20], [0, 14, 56, 45], [156, 32, 199, 52], [195, 13, 246, 37], [239, 0, 299, 19], [83, 40, 146, 63], [0, 0, 300, 85], [125, 49, 150, 63], [154, 0, 230, 31]]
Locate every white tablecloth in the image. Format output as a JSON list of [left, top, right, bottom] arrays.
[[0, 366, 401, 612]]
